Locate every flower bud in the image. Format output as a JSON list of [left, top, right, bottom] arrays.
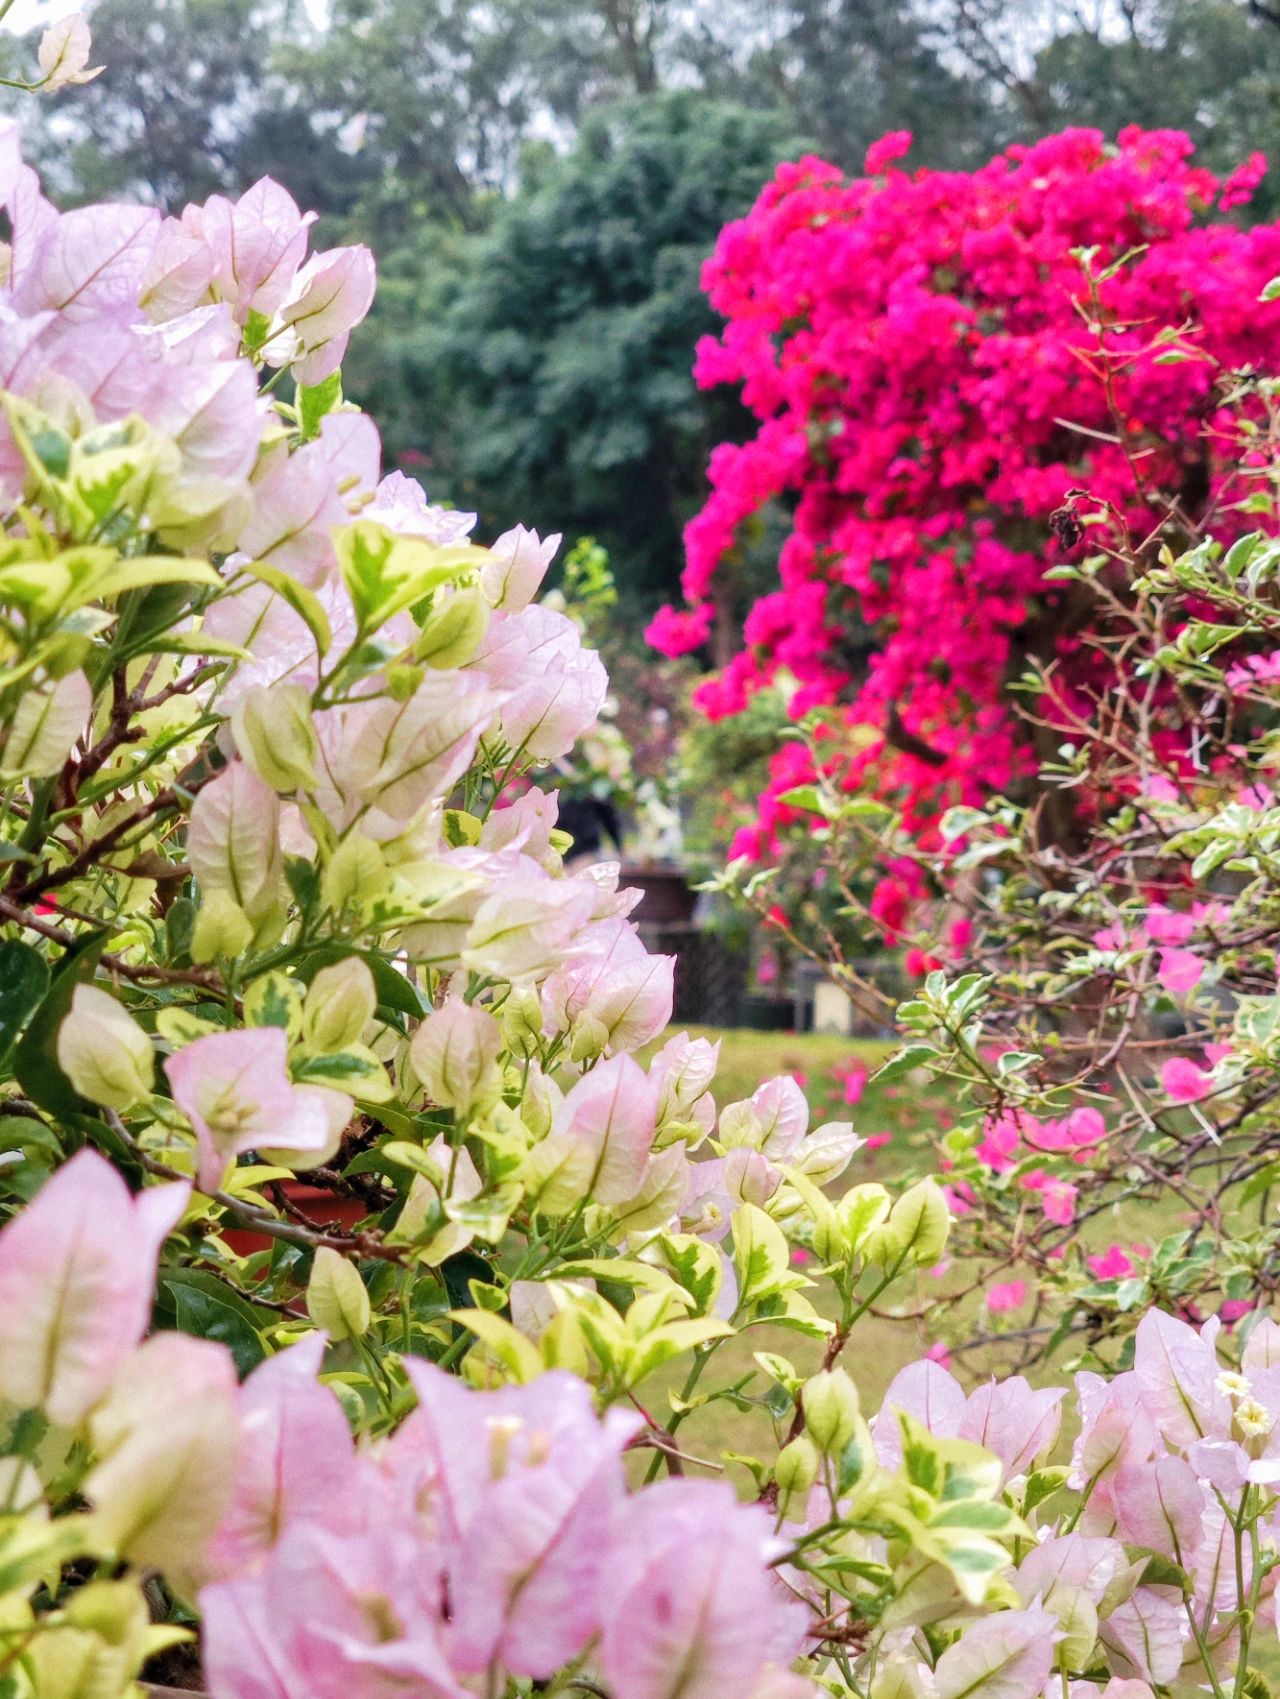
[[303, 957, 377, 1053], [230, 682, 318, 792], [802, 1368, 860, 1456], [502, 984, 546, 1058], [410, 997, 503, 1115], [722, 1147, 778, 1208], [321, 831, 389, 914], [307, 1246, 371, 1340], [187, 761, 284, 922], [569, 1012, 610, 1064], [415, 585, 489, 670], [716, 1099, 765, 1151], [56, 985, 155, 1110], [190, 889, 254, 964], [660, 1116, 705, 1149], [775, 1434, 821, 1498], [386, 662, 423, 701], [522, 1063, 556, 1139]]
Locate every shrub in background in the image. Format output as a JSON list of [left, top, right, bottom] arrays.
[[765, 348, 1280, 1378], [653, 126, 1280, 864]]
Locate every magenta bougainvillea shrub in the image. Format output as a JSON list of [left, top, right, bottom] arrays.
[[651, 126, 1280, 857], [759, 381, 1280, 1378], [658, 123, 1280, 1382]]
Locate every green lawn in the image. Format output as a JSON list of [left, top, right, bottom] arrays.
[[633, 1026, 953, 1480], [634, 1026, 1194, 1484], [649, 1027, 894, 1113], [640, 1024, 955, 1184]]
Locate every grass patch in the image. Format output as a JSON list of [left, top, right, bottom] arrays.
[[630, 1028, 1230, 1501], [632, 1025, 954, 1480], [640, 1024, 956, 1184]]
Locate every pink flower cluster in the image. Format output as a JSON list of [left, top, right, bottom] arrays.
[[1, 131, 372, 504], [1092, 899, 1229, 996], [0, 124, 607, 775], [204, 1360, 810, 1699], [872, 1359, 1065, 1481], [653, 127, 1280, 853], [0, 1152, 811, 1699], [877, 1311, 1280, 1687], [957, 1104, 1112, 1230], [1224, 646, 1280, 693]]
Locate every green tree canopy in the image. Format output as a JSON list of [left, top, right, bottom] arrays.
[[22, 0, 364, 216], [684, 0, 998, 170], [27, 0, 1000, 220], [345, 92, 808, 606], [16, 0, 1280, 611], [946, 0, 1280, 202], [1034, 1, 1280, 203]]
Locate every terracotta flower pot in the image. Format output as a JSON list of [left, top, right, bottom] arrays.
[[220, 1180, 368, 1257]]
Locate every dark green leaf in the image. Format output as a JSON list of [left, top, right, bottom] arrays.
[[1242, 1163, 1280, 1207], [0, 942, 50, 1070], [345, 1146, 412, 1179], [762, 1382, 792, 1421], [0, 1155, 56, 1202], [13, 932, 108, 1118], [285, 856, 320, 913], [837, 1437, 866, 1495], [0, 1114, 61, 1159], [1138, 1553, 1191, 1593], [440, 1249, 497, 1312], [29, 427, 71, 479], [356, 1101, 419, 1138], [872, 1045, 937, 1085], [166, 1280, 267, 1378], [165, 897, 196, 966], [294, 943, 424, 1017]]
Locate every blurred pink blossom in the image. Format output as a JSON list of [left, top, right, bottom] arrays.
[[1088, 1245, 1137, 1280], [987, 1280, 1027, 1313], [1162, 1056, 1214, 1103], [1157, 947, 1203, 994]]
